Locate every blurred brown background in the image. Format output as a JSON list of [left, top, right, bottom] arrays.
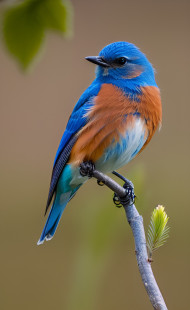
[[1, 0, 190, 309]]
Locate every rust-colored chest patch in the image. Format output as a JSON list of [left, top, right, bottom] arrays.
[[69, 83, 162, 165]]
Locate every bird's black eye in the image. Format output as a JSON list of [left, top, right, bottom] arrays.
[[114, 57, 127, 66]]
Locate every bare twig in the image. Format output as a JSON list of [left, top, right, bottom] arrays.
[[92, 169, 168, 310]]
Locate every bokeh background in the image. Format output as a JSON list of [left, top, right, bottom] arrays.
[[1, 0, 190, 309]]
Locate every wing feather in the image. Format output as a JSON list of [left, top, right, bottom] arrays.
[[45, 135, 77, 214], [44, 81, 101, 215]]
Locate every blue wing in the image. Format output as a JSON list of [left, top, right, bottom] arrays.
[[45, 80, 101, 213], [54, 80, 101, 165]]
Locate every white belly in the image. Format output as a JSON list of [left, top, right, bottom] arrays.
[[96, 117, 148, 173]]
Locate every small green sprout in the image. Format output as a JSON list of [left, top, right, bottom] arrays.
[[147, 205, 169, 260]]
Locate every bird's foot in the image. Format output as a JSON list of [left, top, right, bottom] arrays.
[[80, 161, 95, 178], [122, 179, 136, 205], [112, 171, 136, 207], [113, 181, 135, 207]]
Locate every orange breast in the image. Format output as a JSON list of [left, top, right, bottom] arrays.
[[69, 83, 162, 166]]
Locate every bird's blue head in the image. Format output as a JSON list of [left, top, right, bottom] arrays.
[[86, 42, 157, 88]]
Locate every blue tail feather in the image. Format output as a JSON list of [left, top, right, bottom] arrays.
[[37, 192, 71, 245]]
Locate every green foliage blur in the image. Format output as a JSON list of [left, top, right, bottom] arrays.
[[2, 0, 72, 69]]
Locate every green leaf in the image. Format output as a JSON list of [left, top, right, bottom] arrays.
[[147, 205, 169, 258], [3, 0, 45, 69], [37, 0, 73, 35], [2, 0, 73, 70]]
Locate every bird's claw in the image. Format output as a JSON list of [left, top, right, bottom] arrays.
[[80, 161, 95, 178], [113, 178, 136, 207], [97, 180, 105, 186], [123, 180, 136, 202], [113, 193, 122, 208]]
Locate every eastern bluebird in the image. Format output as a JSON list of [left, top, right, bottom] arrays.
[[37, 41, 162, 245]]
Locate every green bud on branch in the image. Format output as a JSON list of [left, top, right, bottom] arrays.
[[147, 205, 169, 260]]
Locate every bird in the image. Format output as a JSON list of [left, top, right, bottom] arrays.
[[37, 41, 162, 245]]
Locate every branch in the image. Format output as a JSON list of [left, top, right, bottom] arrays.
[[92, 169, 168, 310]]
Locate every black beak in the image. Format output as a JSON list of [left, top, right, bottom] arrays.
[[85, 56, 110, 68]]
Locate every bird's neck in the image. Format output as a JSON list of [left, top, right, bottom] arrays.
[[96, 70, 157, 98]]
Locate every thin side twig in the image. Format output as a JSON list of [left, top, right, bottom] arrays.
[[92, 169, 168, 310]]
